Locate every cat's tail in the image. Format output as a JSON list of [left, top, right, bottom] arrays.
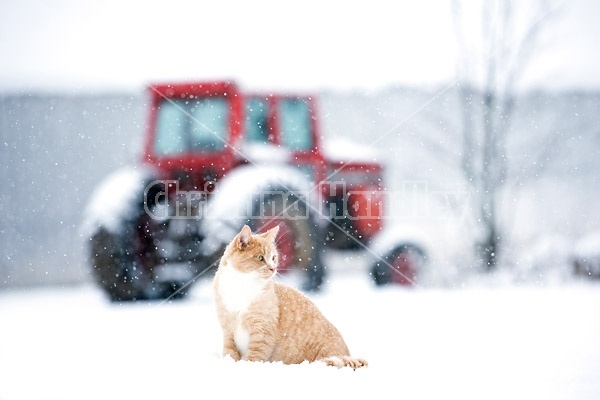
[[320, 356, 368, 369]]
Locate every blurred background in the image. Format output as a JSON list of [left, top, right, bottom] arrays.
[[1, 0, 599, 288]]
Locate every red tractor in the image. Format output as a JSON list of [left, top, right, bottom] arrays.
[[84, 81, 426, 301]]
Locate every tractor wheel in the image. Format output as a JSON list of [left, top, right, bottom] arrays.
[[251, 193, 325, 292], [89, 220, 187, 302], [89, 227, 143, 301], [88, 179, 192, 302], [371, 244, 425, 287]]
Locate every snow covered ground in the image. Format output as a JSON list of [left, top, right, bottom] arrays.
[[1, 264, 599, 400]]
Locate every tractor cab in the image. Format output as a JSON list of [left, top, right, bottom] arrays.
[[242, 95, 326, 183], [144, 82, 326, 189]]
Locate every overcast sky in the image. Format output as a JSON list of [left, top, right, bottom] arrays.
[[1, 0, 599, 93]]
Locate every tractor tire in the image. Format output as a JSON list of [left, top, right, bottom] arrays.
[[89, 219, 192, 302], [87, 176, 192, 302], [89, 227, 142, 301], [371, 244, 425, 287], [250, 192, 325, 292]]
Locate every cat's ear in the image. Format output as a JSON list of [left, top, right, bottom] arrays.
[[262, 225, 279, 243], [237, 225, 252, 249]]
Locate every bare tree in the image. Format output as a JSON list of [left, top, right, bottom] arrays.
[[451, 0, 559, 269]]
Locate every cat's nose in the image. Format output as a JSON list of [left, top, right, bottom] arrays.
[[268, 265, 276, 273]]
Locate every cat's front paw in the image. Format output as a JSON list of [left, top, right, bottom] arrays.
[[223, 348, 242, 361]]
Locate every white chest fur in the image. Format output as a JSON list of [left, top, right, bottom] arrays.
[[234, 324, 250, 358], [216, 261, 267, 358], [216, 260, 266, 313]]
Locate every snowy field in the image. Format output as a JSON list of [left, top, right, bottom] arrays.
[[1, 264, 599, 400]]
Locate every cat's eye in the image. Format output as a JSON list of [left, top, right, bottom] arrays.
[[257, 255, 264, 262], [272, 255, 276, 261]]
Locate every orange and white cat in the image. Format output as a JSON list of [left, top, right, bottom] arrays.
[[212, 224, 367, 369]]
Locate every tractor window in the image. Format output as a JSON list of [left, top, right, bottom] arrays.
[[245, 98, 269, 144], [154, 98, 227, 155], [279, 99, 312, 151], [154, 101, 186, 154]]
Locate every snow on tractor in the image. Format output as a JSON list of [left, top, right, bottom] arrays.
[[83, 81, 427, 301]]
